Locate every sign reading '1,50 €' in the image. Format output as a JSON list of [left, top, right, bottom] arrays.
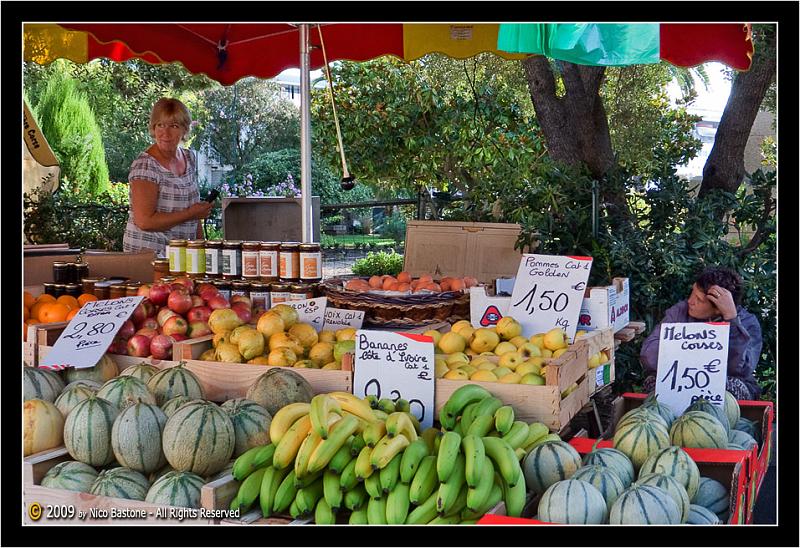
[[508, 254, 592, 342]]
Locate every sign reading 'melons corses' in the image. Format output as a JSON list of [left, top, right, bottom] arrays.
[[655, 322, 730, 416], [352, 330, 435, 429], [39, 296, 145, 371], [508, 254, 593, 341]]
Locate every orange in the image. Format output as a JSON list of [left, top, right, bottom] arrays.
[[36, 294, 56, 304], [30, 301, 49, 322], [40, 303, 70, 323], [24, 306, 30, 322], [24, 292, 36, 309], [28, 319, 41, 326], [56, 295, 80, 310], [66, 308, 80, 321], [77, 293, 98, 306]]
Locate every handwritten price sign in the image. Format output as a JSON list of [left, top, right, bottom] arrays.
[[322, 308, 365, 331], [353, 330, 435, 429], [508, 254, 593, 341], [39, 296, 144, 371], [655, 322, 730, 416], [286, 297, 327, 332]]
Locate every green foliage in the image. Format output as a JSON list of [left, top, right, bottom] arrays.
[[375, 210, 408, 244], [30, 61, 110, 194], [351, 251, 405, 277]]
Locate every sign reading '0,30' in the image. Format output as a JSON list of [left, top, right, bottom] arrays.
[[508, 254, 593, 342], [38, 296, 145, 371]]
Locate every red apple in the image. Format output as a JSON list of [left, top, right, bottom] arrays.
[[230, 295, 253, 309], [137, 284, 152, 298], [127, 334, 152, 357], [187, 306, 212, 323], [157, 307, 180, 327], [107, 336, 128, 355], [167, 289, 193, 315], [148, 283, 172, 307], [118, 319, 136, 340], [170, 333, 188, 342], [162, 316, 189, 337], [207, 294, 231, 310], [231, 302, 252, 324], [199, 287, 220, 304], [139, 317, 159, 331], [130, 301, 149, 327], [195, 282, 216, 296], [135, 326, 159, 339], [170, 282, 187, 292], [191, 295, 205, 308], [187, 321, 212, 338], [150, 334, 176, 360], [142, 299, 157, 318], [173, 276, 195, 294]]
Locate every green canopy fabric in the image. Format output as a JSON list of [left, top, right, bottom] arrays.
[[498, 23, 660, 66]]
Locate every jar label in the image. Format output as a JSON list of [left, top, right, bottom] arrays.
[[279, 253, 295, 279], [260, 250, 278, 278], [169, 246, 186, 273], [250, 291, 270, 310], [242, 250, 260, 278], [217, 289, 232, 300], [186, 248, 206, 275], [222, 249, 241, 276], [300, 252, 322, 280], [271, 291, 290, 304], [231, 289, 248, 297], [205, 249, 220, 275]]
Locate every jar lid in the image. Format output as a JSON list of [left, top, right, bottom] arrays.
[[299, 243, 321, 251], [260, 241, 281, 246], [212, 279, 232, 286], [125, 283, 142, 289], [242, 241, 261, 248], [249, 282, 271, 289], [64, 283, 82, 289], [53, 284, 68, 289], [169, 239, 188, 245], [205, 239, 223, 246], [187, 239, 206, 246], [290, 284, 311, 290], [222, 240, 243, 246], [271, 283, 290, 291], [52, 261, 69, 267], [153, 258, 170, 265], [232, 280, 251, 287], [110, 283, 128, 289], [81, 277, 106, 283], [42, 282, 57, 288], [281, 241, 301, 247]]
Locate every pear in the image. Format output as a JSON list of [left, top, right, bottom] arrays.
[[237, 329, 266, 360], [543, 328, 569, 351], [493, 342, 518, 357], [469, 328, 500, 354], [495, 317, 523, 341], [438, 331, 467, 354], [267, 348, 298, 367]]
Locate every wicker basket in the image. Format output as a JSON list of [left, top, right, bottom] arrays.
[[320, 277, 471, 329]]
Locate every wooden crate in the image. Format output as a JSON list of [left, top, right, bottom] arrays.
[[573, 327, 615, 395], [23, 447, 217, 525], [37, 346, 178, 375]]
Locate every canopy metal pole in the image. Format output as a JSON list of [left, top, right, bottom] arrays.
[[300, 24, 313, 242]]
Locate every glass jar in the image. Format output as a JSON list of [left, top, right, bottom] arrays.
[[152, 259, 171, 283], [212, 279, 232, 301], [231, 280, 251, 299], [279, 242, 301, 282], [75, 262, 90, 282], [270, 283, 292, 305], [204, 240, 223, 279], [242, 242, 261, 280], [186, 239, 206, 278], [299, 243, 323, 283], [159, 276, 177, 285], [43, 282, 58, 297], [259, 242, 281, 283], [65, 283, 83, 298], [52, 261, 71, 284], [81, 277, 105, 296], [109, 284, 128, 300], [126, 283, 142, 297], [52, 284, 67, 298], [168, 239, 188, 276], [290, 283, 314, 301], [222, 240, 243, 280], [249, 282, 271, 313], [65, 263, 80, 284], [94, 281, 112, 300]]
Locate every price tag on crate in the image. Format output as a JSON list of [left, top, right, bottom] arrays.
[[353, 330, 435, 429], [655, 322, 730, 416], [322, 307, 365, 331], [285, 297, 327, 332], [38, 296, 145, 371], [508, 254, 593, 342]]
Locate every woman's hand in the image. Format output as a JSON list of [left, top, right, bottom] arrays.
[[186, 201, 214, 220], [706, 285, 737, 321]]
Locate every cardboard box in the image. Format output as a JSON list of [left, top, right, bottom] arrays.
[[23, 248, 156, 286], [578, 277, 630, 333], [403, 221, 526, 284]]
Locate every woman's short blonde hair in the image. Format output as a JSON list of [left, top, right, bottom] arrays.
[[149, 97, 192, 140]]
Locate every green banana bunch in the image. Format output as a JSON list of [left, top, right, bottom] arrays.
[[251, 443, 277, 470], [500, 467, 527, 518], [379, 453, 402, 494], [259, 465, 291, 518], [395, 398, 411, 413], [501, 421, 531, 450], [295, 476, 325, 515], [461, 434, 486, 488], [314, 496, 336, 525], [522, 422, 550, 451], [323, 469, 343, 512], [294, 428, 323, 480], [328, 440, 355, 474], [370, 433, 411, 470], [364, 473, 383, 499], [420, 427, 442, 455], [439, 384, 492, 430], [234, 466, 268, 513], [482, 436, 521, 487], [494, 405, 515, 436], [436, 431, 462, 483], [527, 432, 561, 450], [232, 445, 269, 481], [354, 444, 375, 480], [409, 455, 438, 505], [343, 484, 368, 512], [363, 421, 388, 448], [436, 453, 466, 515], [365, 394, 379, 409], [428, 513, 462, 524], [348, 507, 369, 524], [339, 457, 359, 492], [366, 495, 387, 524], [405, 490, 439, 524], [462, 480, 503, 520], [272, 469, 298, 514], [459, 401, 482, 433], [385, 482, 411, 524], [399, 439, 429, 484], [376, 398, 396, 414], [307, 414, 360, 474], [349, 434, 366, 457], [294, 469, 322, 490], [466, 414, 495, 437], [466, 455, 495, 512]]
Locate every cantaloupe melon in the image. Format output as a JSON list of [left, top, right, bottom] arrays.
[[724, 391, 740, 429], [146, 363, 205, 406], [89, 467, 150, 500], [537, 479, 608, 524], [245, 369, 314, 416], [613, 410, 671, 469], [692, 476, 729, 517], [97, 376, 156, 409], [162, 400, 235, 476], [638, 446, 700, 500], [111, 402, 168, 474], [608, 484, 681, 524], [687, 503, 722, 524], [571, 465, 625, 511], [220, 398, 272, 457], [119, 363, 160, 383], [24, 367, 65, 402], [640, 393, 677, 429], [669, 411, 728, 449], [522, 440, 582, 495], [581, 447, 635, 488], [23, 399, 65, 456], [63, 354, 119, 384], [636, 472, 691, 523], [63, 396, 119, 466], [54, 384, 97, 418], [41, 461, 99, 493], [684, 398, 730, 434], [145, 470, 205, 508], [162, 395, 193, 417]]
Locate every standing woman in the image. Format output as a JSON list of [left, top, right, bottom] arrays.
[[123, 97, 213, 256]]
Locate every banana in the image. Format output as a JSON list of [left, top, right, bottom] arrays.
[[307, 415, 361, 474], [515, 447, 527, 461], [385, 482, 411, 524], [472, 396, 504, 422], [399, 439, 429, 484], [379, 453, 402, 494], [405, 490, 439, 524], [459, 401, 482, 433], [326, 391, 378, 423], [522, 422, 550, 450], [236, 466, 267, 512], [442, 483, 469, 518], [377, 398, 396, 414], [366, 495, 387, 524], [436, 431, 462, 483], [327, 436, 355, 474], [451, 419, 464, 437], [314, 496, 336, 525], [339, 457, 359, 492], [228, 494, 239, 512], [289, 498, 302, 519], [232, 445, 266, 481], [354, 444, 375, 480], [294, 429, 324, 479], [501, 421, 531, 450], [460, 518, 479, 524], [348, 506, 369, 524], [364, 472, 383, 499], [421, 427, 442, 455], [440, 384, 493, 429], [494, 405, 515, 436], [294, 469, 322, 490], [259, 465, 290, 518], [428, 513, 462, 524], [365, 394, 379, 409], [251, 443, 277, 470], [269, 402, 311, 445], [363, 420, 388, 448], [409, 455, 438, 505], [309, 394, 343, 440], [323, 468, 343, 512], [372, 409, 390, 422], [370, 434, 411, 470], [466, 455, 494, 511], [462, 481, 503, 520], [527, 433, 561, 451], [461, 434, 486, 488], [343, 483, 368, 511], [272, 469, 298, 514], [466, 414, 495, 437], [395, 398, 410, 413], [482, 436, 522, 488], [501, 467, 527, 518], [408, 413, 422, 435], [436, 453, 466, 515], [349, 434, 366, 457], [295, 475, 324, 515], [385, 412, 418, 441], [272, 415, 313, 469]]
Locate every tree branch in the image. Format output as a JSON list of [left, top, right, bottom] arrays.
[[736, 186, 775, 257]]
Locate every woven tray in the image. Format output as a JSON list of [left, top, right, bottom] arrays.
[[321, 277, 471, 329]]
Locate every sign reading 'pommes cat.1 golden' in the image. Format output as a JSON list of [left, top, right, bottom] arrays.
[[508, 254, 593, 342]]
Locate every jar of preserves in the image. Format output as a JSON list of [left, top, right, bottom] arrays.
[[242, 242, 261, 279], [186, 240, 206, 278], [75, 262, 90, 282], [152, 259, 171, 282], [204, 240, 223, 279], [231, 280, 251, 299], [109, 284, 128, 300], [65, 263, 80, 284], [159, 276, 177, 285], [65, 283, 83, 298], [168, 239, 188, 276], [222, 240, 243, 280], [270, 283, 292, 305], [42, 282, 57, 297], [52, 261, 71, 284], [52, 284, 67, 298], [94, 281, 112, 300], [259, 242, 281, 283], [299, 243, 323, 283], [279, 242, 301, 282], [212, 279, 232, 301], [290, 283, 314, 301], [126, 283, 142, 297], [249, 282, 271, 313], [81, 277, 105, 295]]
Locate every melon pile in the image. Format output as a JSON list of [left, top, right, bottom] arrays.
[[24, 360, 316, 510]]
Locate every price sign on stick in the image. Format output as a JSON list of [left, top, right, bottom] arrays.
[[322, 307, 365, 331], [353, 330, 435, 429], [655, 322, 730, 416], [38, 296, 145, 371], [508, 254, 593, 341], [286, 297, 327, 332]]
